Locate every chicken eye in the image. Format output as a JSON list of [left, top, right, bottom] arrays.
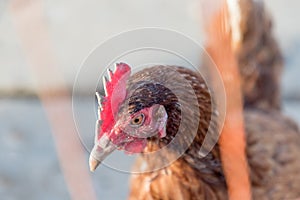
[[130, 113, 145, 127]]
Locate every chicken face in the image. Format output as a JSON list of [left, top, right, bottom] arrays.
[[89, 63, 168, 171], [114, 104, 168, 142]]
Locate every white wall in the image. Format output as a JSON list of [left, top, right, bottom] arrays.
[[0, 0, 299, 97]]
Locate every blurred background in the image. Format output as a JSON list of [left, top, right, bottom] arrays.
[[1, 0, 300, 199]]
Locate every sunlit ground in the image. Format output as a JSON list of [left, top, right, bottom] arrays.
[[0, 98, 299, 199]]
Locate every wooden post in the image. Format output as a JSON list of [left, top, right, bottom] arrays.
[[9, 0, 97, 199]]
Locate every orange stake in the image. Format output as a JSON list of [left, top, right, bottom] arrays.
[[9, 1, 97, 200], [204, 1, 252, 199]]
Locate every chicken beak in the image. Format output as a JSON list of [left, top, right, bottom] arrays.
[[89, 136, 117, 172], [89, 155, 101, 172]]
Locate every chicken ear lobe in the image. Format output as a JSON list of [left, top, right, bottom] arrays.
[[154, 105, 168, 138]]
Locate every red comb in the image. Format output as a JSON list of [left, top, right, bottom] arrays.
[[97, 63, 131, 139]]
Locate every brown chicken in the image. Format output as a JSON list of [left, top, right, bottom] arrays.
[[89, 0, 300, 199]]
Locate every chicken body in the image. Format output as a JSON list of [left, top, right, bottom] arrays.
[[127, 66, 300, 200]]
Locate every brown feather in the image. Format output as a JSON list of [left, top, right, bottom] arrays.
[[127, 66, 300, 199], [236, 0, 283, 110]]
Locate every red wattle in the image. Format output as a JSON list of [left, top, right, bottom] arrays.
[[124, 139, 147, 154]]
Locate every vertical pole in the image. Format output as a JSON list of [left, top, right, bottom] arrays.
[[9, 0, 97, 199]]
